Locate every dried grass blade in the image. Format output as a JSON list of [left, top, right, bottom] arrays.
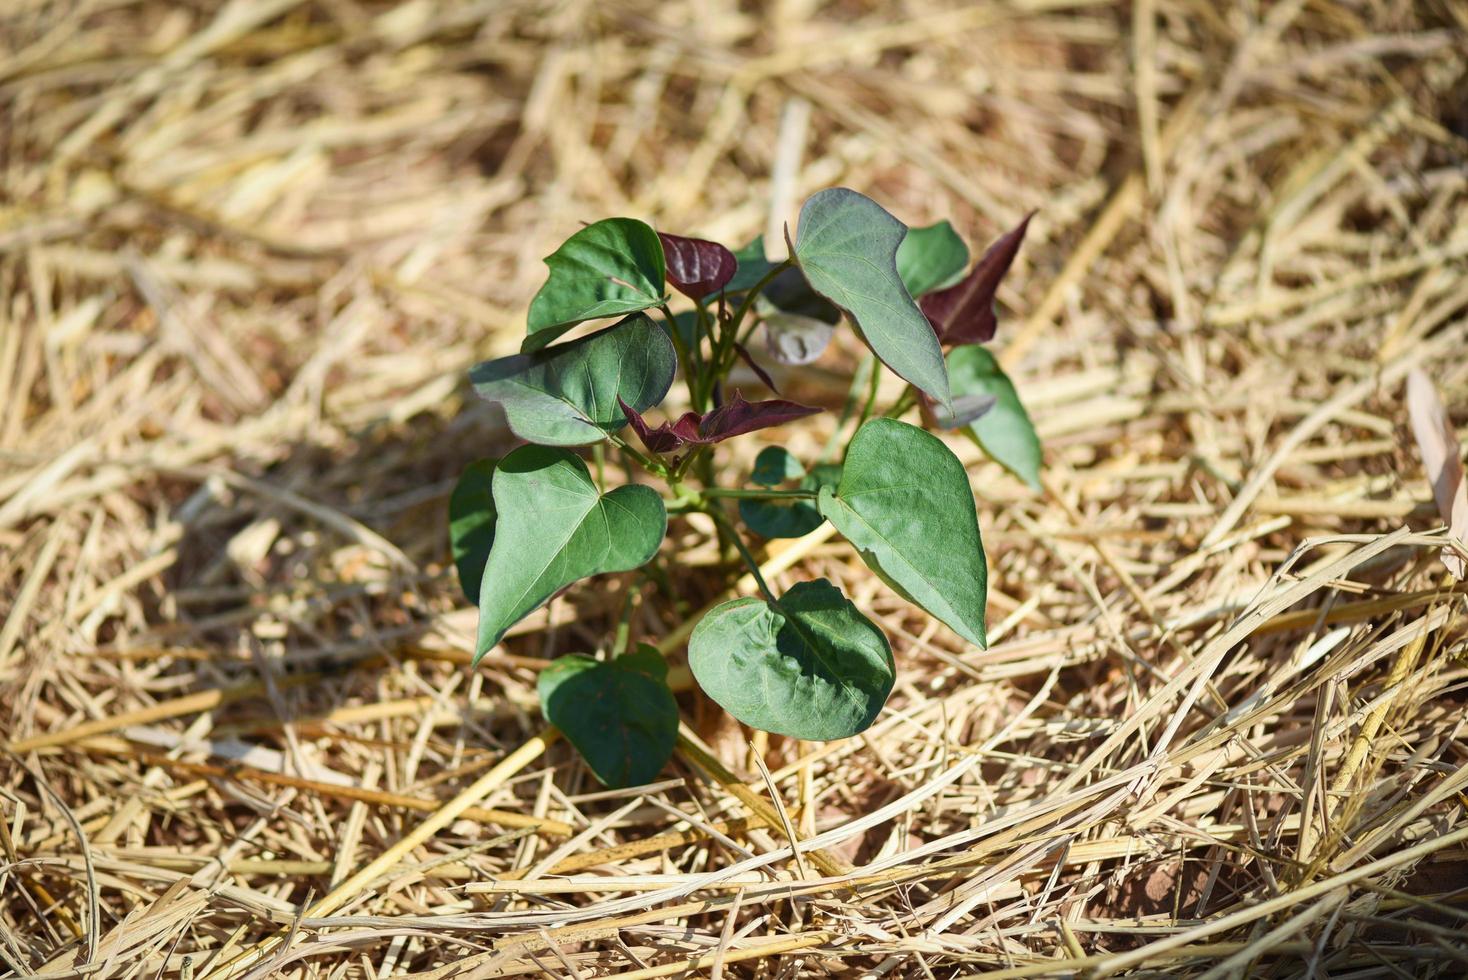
[[1406, 367, 1468, 577]]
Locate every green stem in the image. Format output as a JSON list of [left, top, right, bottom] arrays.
[[661, 303, 699, 408], [728, 260, 792, 337], [691, 302, 709, 373], [712, 259, 793, 387], [703, 487, 816, 501], [608, 433, 662, 476], [672, 445, 710, 482], [855, 353, 883, 429], [884, 385, 918, 420], [611, 585, 636, 656], [692, 299, 721, 410], [639, 555, 682, 615], [820, 354, 874, 464], [734, 309, 769, 350], [706, 507, 777, 603], [693, 448, 733, 563]]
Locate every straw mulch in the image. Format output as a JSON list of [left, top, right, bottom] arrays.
[[4, 1, 1468, 977]]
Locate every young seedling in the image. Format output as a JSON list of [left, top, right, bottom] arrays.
[[450, 188, 1041, 787]]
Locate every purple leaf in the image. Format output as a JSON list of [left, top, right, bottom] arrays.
[[696, 392, 820, 443], [920, 212, 1033, 345], [733, 341, 779, 392], [618, 396, 701, 454], [618, 394, 819, 454], [657, 232, 737, 301]]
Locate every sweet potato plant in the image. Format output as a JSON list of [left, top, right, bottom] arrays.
[[450, 188, 1039, 787]]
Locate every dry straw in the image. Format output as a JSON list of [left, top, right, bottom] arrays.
[[3, 0, 1468, 977]]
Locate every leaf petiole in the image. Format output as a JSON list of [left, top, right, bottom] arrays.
[[671, 444, 710, 482], [608, 432, 663, 476], [728, 259, 794, 335], [703, 487, 817, 501], [705, 506, 777, 603], [855, 351, 884, 428], [690, 302, 709, 375], [821, 354, 874, 464], [884, 385, 918, 420], [715, 259, 793, 382], [660, 302, 700, 409]]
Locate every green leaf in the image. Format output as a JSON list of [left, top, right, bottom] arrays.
[[740, 448, 841, 540], [793, 188, 952, 411], [525, 218, 667, 351], [449, 459, 499, 604], [948, 345, 1043, 491], [538, 645, 679, 788], [741, 499, 822, 540], [688, 578, 893, 740], [818, 418, 987, 647], [750, 446, 805, 485], [470, 313, 676, 446], [475, 447, 666, 661], [896, 220, 970, 298]]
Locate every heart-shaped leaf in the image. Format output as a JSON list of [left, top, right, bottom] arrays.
[[658, 232, 736, 301], [476, 446, 666, 661], [525, 218, 667, 351], [688, 578, 894, 740], [818, 418, 987, 647], [948, 345, 1042, 491], [921, 213, 1032, 345], [470, 313, 676, 446], [740, 447, 841, 540], [538, 645, 679, 788], [793, 188, 952, 411], [896, 220, 970, 298], [449, 459, 499, 604], [619, 392, 819, 455]]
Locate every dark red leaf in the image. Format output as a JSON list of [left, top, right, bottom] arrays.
[[733, 342, 779, 392], [618, 394, 818, 454], [658, 232, 737, 301], [696, 391, 820, 443], [618, 396, 700, 454], [920, 212, 1033, 345]]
